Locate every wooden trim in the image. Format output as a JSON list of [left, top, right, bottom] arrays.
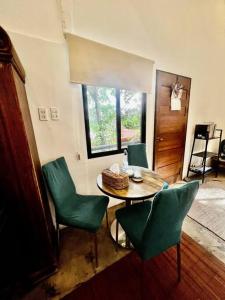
[[156, 69, 191, 80], [0, 26, 25, 82], [180, 78, 191, 179]]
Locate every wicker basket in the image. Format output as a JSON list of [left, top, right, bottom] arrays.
[[102, 169, 129, 190]]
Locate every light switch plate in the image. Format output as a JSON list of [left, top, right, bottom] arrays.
[[38, 107, 48, 121], [50, 107, 59, 120]]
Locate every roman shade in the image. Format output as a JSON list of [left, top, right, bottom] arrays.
[[65, 33, 154, 92]]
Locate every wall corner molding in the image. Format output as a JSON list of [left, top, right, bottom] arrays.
[[58, 0, 74, 34]]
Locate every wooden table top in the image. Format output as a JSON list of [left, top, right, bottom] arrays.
[[96, 167, 165, 201]]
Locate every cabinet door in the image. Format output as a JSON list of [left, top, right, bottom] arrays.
[[0, 62, 57, 286], [13, 67, 57, 262]]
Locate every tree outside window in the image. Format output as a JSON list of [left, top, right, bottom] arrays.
[[83, 85, 146, 158]]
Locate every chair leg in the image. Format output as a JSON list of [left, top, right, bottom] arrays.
[[116, 220, 119, 252], [140, 260, 145, 300], [177, 243, 181, 282], [94, 233, 98, 268], [56, 222, 60, 260], [106, 210, 109, 230]]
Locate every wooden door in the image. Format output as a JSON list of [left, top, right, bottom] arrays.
[[153, 70, 191, 184]]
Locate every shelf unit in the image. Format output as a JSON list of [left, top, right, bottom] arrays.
[[187, 129, 223, 182]]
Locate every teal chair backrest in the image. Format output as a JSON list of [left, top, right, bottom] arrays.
[[140, 181, 199, 260], [127, 143, 148, 168], [42, 157, 76, 211]]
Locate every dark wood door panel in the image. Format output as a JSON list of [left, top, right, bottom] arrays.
[[155, 133, 185, 151], [155, 148, 184, 168], [177, 76, 192, 90], [0, 27, 57, 292], [157, 162, 181, 179], [157, 87, 171, 106], [181, 89, 188, 101], [153, 70, 191, 183], [165, 174, 180, 184], [158, 105, 186, 116], [156, 119, 186, 134], [157, 72, 177, 86], [157, 87, 188, 109]]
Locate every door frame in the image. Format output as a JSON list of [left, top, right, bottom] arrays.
[[152, 69, 191, 181]]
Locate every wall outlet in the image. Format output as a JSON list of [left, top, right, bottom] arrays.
[[38, 107, 48, 121], [76, 152, 81, 160], [50, 107, 59, 120]]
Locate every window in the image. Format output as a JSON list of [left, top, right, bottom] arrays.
[[82, 85, 146, 158]]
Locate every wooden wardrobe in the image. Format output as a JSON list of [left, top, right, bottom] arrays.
[[0, 27, 57, 296]]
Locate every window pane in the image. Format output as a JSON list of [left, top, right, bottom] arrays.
[[86, 86, 117, 154], [120, 89, 143, 148]]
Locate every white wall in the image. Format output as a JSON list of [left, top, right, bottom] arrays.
[[1, 0, 225, 206], [69, 0, 225, 170], [0, 0, 124, 206]]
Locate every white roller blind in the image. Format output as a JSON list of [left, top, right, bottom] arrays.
[[66, 33, 154, 92]]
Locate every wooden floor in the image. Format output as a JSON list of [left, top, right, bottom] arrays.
[[63, 233, 225, 300]]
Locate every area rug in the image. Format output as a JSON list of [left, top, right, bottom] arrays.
[[188, 179, 225, 241], [63, 233, 225, 300]]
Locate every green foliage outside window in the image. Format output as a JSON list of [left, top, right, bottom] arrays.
[[85, 85, 144, 154], [87, 86, 117, 151]]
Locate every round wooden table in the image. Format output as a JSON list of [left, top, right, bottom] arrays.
[[96, 166, 165, 248]]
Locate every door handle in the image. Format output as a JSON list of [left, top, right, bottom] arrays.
[[156, 137, 164, 142]]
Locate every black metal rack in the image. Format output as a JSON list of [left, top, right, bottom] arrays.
[[187, 129, 223, 182]]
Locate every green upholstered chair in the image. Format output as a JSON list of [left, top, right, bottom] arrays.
[[127, 143, 169, 189], [128, 143, 148, 168], [127, 143, 169, 190], [42, 157, 109, 267], [116, 181, 199, 280]]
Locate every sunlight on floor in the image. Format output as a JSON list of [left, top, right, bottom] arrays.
[[197, 187, 225, 200]]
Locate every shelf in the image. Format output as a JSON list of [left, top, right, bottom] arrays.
[[193, 151, 217, 158], [195, 136, 220, 140], [195, 129, 222, 140], [187, 128, 222, 182], [189, 166, 213, 175]]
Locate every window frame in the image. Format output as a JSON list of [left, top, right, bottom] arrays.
[[82, 85, 146, 159]]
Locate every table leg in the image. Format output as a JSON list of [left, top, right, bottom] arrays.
[[125, 200, 131, 248], [110, 219, 133, 249], [110, 199, 133, 249]]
